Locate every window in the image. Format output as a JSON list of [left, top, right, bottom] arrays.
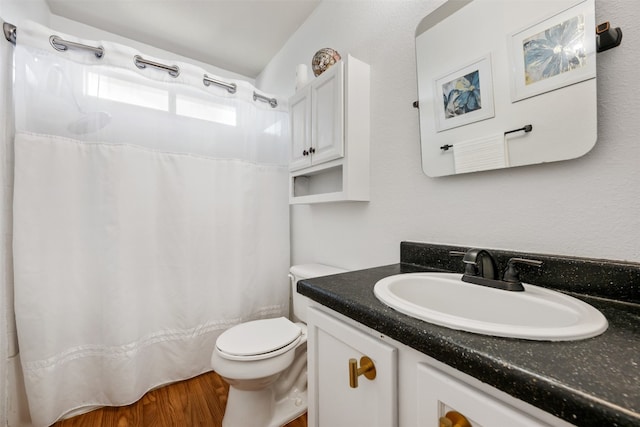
[[176, 95, 236, 126], [83, 71, 236, 126], [84, 71, 168, 111]]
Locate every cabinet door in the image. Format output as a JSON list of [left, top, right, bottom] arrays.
[[307, 307, 397, 427], [417, 363, 559, 426], [289, 86, 312, 171], [310, 61, 344, 165]]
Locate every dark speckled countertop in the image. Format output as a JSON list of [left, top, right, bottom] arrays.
[[297, 243, 640, 427]]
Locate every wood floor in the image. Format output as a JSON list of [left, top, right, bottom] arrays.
[[52, 371, 307, 427]]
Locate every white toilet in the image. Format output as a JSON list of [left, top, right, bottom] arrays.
[[211, 264, 346, 427]]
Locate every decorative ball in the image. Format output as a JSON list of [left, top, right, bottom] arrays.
[[312, 48, 342, 77]]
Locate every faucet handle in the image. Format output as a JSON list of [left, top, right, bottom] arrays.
[[449, 250, 478, 276], [503, 258, 543, 283]]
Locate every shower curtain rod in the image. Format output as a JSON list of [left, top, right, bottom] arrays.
[[3, 22, 16, 44], [50, 34, 104, 58], [253, 91, 278, 108], [204, 74, 237, 94], [2, 21, 278, 107], [134, 54, 180, 77]]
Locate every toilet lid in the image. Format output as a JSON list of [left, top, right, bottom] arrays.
[[216, 317, 302, 359]]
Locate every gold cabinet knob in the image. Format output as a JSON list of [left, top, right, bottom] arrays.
[[439, 411, 472, 427], [348, 356, 376, 388]]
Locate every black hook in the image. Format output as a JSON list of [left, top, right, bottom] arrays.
[[596, 22, 622, 53]]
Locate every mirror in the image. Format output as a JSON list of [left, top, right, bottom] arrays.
[[415, 0, 597, 177]]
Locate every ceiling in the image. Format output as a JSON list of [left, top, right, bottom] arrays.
[[45, 0, 321, 78]]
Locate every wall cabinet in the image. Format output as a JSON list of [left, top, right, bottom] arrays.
[[306, 304, 574, 427], [288, 55, 369, 204], [289, 64, 344, 171]]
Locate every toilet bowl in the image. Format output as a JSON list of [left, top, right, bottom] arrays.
[[211, 264, 346, 427]]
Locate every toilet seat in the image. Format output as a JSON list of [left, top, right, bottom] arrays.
[[216, 317, 302, 361]]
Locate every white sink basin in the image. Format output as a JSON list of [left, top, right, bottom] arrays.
[[373, 273, 608, 341]]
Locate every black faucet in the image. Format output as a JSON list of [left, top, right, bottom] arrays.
[[451, 249, 542, 292], [462, 248, 497, 279]]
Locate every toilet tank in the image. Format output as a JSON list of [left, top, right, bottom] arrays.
[[289, 264, 346, 323]]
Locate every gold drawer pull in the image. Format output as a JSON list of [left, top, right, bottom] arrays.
[[348, 356, 376, 388], [439, 410, 472, 427]]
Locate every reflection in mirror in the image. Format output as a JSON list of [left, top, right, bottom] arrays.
[[415, 0, 597, 177]]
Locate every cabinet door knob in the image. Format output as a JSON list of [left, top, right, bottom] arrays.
[[348, 356, 376, 388], [439, 411, 472, 427], [309, 147, 316, 154], [302, 150, 308, 156]]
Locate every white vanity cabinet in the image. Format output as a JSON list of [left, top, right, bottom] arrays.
[[307, 307, 398, 427], [288, 55, 370, 204], [306, 304, 574, 427], [417, 363, 563, 426]]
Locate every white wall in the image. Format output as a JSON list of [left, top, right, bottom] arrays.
[[0, 0, 49, 28], [257, 0, 640, 270]]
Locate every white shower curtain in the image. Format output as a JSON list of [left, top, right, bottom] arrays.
[[12, 21, 290, 426], [0, 18, 14, 425]]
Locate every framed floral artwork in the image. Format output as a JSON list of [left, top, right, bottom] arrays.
[[433, 54, 495, 132], [509, 0, 596, 102]]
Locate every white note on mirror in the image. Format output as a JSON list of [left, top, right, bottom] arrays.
[[453, 133, 508, 174]]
